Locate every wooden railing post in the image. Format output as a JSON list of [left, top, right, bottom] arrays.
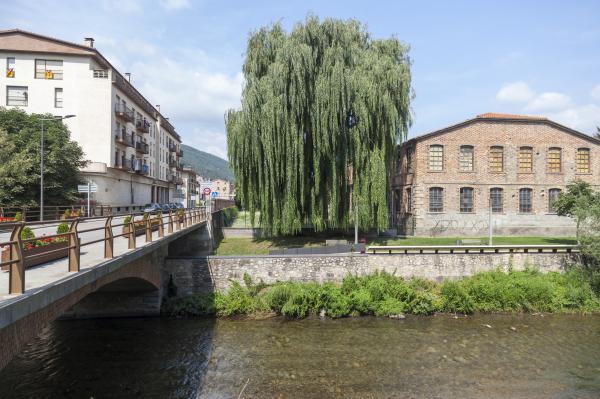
[[183, 210, 188, 228], [168, 211, 174, 234], [178, 212, 183, 230], [157, 213, 164, 238], [128, 214, 136, 249], [9, 223, 25, 294], [104, 216, 114, 259], [145, 215, 152, 243], [68, 218, 80, 272]]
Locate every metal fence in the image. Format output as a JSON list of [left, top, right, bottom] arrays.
[[366, 244, 579, 255]]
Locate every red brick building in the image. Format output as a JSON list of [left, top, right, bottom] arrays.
[[391, 113, 600, 237]]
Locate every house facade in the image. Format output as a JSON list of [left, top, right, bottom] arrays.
[[0, 29, 184, 210], [391, 113, 600, 237]]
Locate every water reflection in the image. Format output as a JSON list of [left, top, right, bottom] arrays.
[[0, 314, 599, 398]]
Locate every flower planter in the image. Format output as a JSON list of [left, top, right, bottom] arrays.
[[122, 222, 160, 237], [1, 241, 69, 270]]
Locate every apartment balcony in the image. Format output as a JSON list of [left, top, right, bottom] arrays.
[[176, 163, 184, 171], [115, 130, 134, 148], [169, 158, 177, 168], [176, 176, 184, 185], [135, 118, 150, 134], [169, 143, 178, 153], [114, 104, 134, 123], [135, 141, 149, 154], [115, 158, 133, 172], [136, 164, 150, 176], [177, 147, 183, 156]]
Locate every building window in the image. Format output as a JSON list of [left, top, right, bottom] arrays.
[[459, 145, 474, 171], [489, 146, 504, 173], [429, 187, 444, 212], [547, 147, 562, 173], [406, 188, 412, 213], [407, 146, 414, 174], [428, 145, 444, 171], [548, 188, 561, 213], [35, 59, 63, 80], [460, 187, 474, 213], [576, 148, 590, 174], [490, 188, 503, 213], [518, 147, 533, 173], [519, 188, 533, 213], [6, 86, 28, 106], [6, 57, 15, 78], [93, 69, 108, 78], [54, 88, 63, 108]]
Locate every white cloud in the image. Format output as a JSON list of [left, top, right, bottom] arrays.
[[496, 81, 535, 103], [159, 0, 191, 10], [525, 92, 572, 112], [591, 84, 600, 101], [548, 104, 600, 133]]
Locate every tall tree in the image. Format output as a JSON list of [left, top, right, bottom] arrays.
[[226, 15, 413, 235], [0, 108, 87, 206], [595, 127, 600, 140]]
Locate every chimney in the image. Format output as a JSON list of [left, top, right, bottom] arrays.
[[84, 37, 95, 48], [124, 72, 131, 82], [156, 104, 161, 112]]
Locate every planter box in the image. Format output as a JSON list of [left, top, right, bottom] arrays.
[[1, 241, 68, 270], [122, 223, 160, 237]]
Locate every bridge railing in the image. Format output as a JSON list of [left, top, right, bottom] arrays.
[[0, 206, 228, 296], [366, 244, 579, 255]]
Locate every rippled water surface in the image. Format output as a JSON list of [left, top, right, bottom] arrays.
[[1, 314, 599, 398]]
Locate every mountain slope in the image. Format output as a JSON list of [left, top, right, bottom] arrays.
[[181, 144, 234, 181]]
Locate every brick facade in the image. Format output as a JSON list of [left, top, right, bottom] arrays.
[[391, 114, 600, 236]]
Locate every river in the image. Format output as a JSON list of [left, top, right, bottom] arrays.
[[0, 314, 599, 398]]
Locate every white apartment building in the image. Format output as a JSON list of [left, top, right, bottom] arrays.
[[0, 29, 184, 210], [180, 167, 199, 208]]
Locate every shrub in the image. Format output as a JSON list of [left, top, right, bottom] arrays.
[[56, 222, 69, 235], [441, 281, 474, 314], [14, 212, 22, 221], [123, 215, 132, 225], [21, 226, 35, 240], [374, 296, 406, 316], [214, 281, 256, 316]]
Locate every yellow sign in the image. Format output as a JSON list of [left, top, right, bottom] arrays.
[[6, 69, 14, 78], [45, 70, 54, 79]]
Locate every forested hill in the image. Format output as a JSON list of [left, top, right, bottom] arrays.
[[181, 144, 234, 181]]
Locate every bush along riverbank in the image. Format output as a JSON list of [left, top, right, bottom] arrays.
[[161, 268, 600, 319]]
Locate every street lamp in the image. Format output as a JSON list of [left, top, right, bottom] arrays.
[[40, 114, 76, 221]]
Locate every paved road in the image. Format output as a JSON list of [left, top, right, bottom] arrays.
[[0, 215, 195, 302]]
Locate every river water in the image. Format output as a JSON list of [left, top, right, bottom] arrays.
[[1, 314, 599, 398]]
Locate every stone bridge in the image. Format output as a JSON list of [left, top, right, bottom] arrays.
[[0, 207, 227, 370]]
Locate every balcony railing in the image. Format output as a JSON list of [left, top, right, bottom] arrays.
[[135, 118, 150, 133], [177, 147, 183, 156], [135, 141, 149, 154], [115, 130, 134, 148], [169, 143, 177, 153], [169, 158, 177, 168], [115, 104, 134, 123], [115, 158, 133, 171], [136, 164, 150, 176]]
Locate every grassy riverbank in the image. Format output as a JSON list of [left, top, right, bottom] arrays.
[[213, 236, 577, 256], [162, 268, 600, 318]]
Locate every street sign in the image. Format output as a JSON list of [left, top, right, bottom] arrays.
[[203, 187, 211, 195], [211, 191, 218, 198], [78, 184, 97, 193]]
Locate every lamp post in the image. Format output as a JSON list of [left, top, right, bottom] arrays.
[[40, 115, 76, 221]]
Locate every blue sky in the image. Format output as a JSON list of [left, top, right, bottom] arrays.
[[2, 0, 600, 159]]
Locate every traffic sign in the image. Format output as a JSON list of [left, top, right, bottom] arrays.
[[78, 184, 97, 193], [211, 191, 218, 198], [203, 187, 211, 195]]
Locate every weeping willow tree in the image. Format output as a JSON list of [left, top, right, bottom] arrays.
[[226, 15, 413, 236]]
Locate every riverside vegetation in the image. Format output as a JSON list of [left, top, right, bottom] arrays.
[[162, 268, 600, 319]]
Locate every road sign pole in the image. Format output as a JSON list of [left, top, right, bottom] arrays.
[[87, 182, 91, 217]]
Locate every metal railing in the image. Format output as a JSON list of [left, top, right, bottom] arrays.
[[366, 244, 579, 255], [0, 206, 231, 295], [115, 130, 134, 147], [114, 104, 134, 122]]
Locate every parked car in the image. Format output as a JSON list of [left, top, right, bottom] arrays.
[[167, 203, 178, 210], [174, 203, 184, 209], [143, 203, 162, 213], [160, 203, 172, 212]]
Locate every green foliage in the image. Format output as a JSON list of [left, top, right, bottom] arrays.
[[0, 108, 87, 206], [180, 144, 234, 181], [21, 226, 35, 240], [226, 15, 413, 236], [123, 215, 132, 225], [14, 212, 22, 221], [162, 268, 600, 319], [56, 222, 69, 235]]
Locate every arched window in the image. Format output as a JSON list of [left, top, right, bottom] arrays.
[[459, 145, 474, 171], [428, 145, 444, 171], [547, 147, 562, 173], [519, 188, 533, 213], [548, 188, 562, 213], [489, 146, 504, 172], [576, 148, 590, 174], [518, 147, 533, 173], [429, 187, 444, 212], [490, 187, 503, 213], [460, 187, 474, 213]]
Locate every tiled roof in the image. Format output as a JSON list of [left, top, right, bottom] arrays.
[[476, 113, 547, 120]]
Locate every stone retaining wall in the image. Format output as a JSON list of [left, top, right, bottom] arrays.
[[163, 252, 571, 296]]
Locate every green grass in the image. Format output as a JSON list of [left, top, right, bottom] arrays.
[[213, 236, 577, 256], [162, 268, 600, 318], [230, 211, 261, 228]]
